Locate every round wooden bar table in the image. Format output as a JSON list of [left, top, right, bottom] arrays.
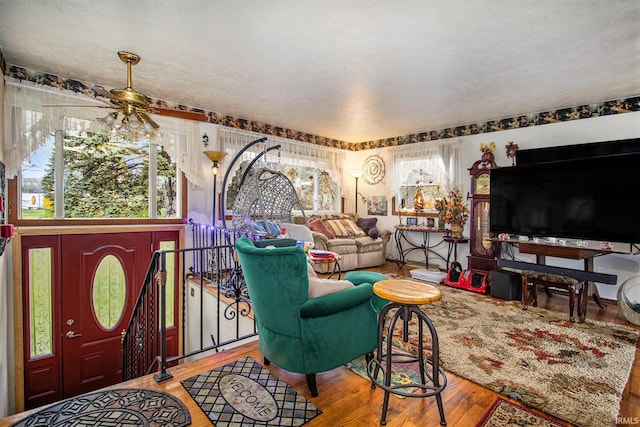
[[368, 279, 447, 426]]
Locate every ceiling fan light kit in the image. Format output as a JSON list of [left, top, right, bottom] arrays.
[[49, 51, 208, 142], [92, 51, 160, 141], [97, 110, 159, 142]]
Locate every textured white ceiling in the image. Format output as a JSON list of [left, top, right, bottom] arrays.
[[1, 0, 639, 143]]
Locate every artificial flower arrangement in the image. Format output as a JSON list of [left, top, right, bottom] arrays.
[[434, 188, 470, 226]]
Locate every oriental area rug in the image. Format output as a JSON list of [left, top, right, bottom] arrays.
[[384, 280, 639, 427], [476, 397, 570, 427], [10, 388, 191, 427], [181, 356, 322, 426], [345, 349, 422, 398]]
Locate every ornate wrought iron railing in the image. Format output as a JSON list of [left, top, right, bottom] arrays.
[[122, 221, 258, 382]]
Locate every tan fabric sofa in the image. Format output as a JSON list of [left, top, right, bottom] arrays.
[[292, 213, 391, 274]]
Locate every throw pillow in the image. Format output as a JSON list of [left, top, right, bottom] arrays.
[[252, 220, 281, 236], [367, 226, 380, 240], [325, 218, 366, 238], [280, 222, 314, 243], [254, 238, 297, 248], [307, 276, 354, 299], [356, 217, 381, 239], [308, 218, 335, 239]]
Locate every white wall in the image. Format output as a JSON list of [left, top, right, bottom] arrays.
[[185, 281, 257, 362], [0, 74, 12, 418], [344, 112, 640, 300], [188, 123, 221, 227]]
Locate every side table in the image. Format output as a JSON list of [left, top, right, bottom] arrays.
[[308, 250, 342, 279], [443, 236, 469, 270], [367, 279, 447, 426]]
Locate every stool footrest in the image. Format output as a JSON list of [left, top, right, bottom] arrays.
[[367, 358, 447, 398]]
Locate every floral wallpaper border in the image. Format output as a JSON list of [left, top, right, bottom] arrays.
[[4, 51, 639, 152], [354, 97, 640, 151]]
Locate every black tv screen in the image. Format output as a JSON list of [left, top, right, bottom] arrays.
[[516, 138, 640, 165], [490, 152, 640, 244]]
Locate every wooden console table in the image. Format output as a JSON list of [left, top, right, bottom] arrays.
[[496, 239, 625, 313]]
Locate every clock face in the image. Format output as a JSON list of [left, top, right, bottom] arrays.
[[475, 173, 490, 195]]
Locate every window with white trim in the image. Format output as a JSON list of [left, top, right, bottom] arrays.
[[391, 140, 462, 214], [20, 131, 179, 219]]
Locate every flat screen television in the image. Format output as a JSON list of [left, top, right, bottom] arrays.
[[516, 138, 640, 165], [490, 152, 640, 244]]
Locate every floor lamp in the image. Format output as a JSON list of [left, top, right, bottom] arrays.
[[351, 170, 362, 214], [204, 150, 228, 245]]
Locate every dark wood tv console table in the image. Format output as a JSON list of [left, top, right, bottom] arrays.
[[495, 239, 622, 319]]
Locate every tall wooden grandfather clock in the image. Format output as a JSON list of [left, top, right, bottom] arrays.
[[468, 143, 498, 274]]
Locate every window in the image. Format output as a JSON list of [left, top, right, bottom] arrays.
[[29, 247, 53, 358], [284, 165, 337, 212], [391, 140, 462, 215], [396, 162, 447, 212], [6, 79, 205, 224], [219, 128, 345, 215], [225, 160, 338, 213], [19, 132, 180, 220]]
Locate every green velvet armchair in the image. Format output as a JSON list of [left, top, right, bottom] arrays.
[[235, 237, 379, 396]]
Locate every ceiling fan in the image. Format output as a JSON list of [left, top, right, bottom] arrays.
[[46, 51, 208, 137]]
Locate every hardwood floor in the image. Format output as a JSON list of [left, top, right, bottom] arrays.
[[1, 261, 638, 427]]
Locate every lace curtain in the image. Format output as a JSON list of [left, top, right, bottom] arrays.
[[147, 114, 204, 188], [217, 127, 345, 178], [3, 78, 102, 178], [390, 139, 462, 194], [3, 77, 204, 187]]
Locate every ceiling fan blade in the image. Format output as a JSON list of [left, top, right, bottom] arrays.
[[91, 84, 120, 101], [42, 104, 113, 108], [150, 107, 209, 122]]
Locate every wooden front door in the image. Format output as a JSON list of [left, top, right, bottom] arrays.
[[60, 233, 151, 397], [22, 230, 179, 409]]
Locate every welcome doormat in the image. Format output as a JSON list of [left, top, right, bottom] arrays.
[[386, 277, 639, 427], [476, 397, 570, 427], [10, 388, 191, 427], [181, 356, 322, 426]]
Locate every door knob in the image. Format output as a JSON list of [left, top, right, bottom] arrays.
[[66, 331, 82, 339]]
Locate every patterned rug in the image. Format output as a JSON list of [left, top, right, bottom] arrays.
[[476, 397, 570, 427], [10, 388, 191, 427], [181, 356, 321, 426], [345, 350, 422, 398], [385, 279, 639, 427]]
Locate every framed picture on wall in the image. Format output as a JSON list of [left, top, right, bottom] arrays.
[[406, 217, 417, 226], [367, 196, 387, 216]]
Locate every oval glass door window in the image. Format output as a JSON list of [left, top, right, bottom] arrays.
[[93, 255, 126, 330]]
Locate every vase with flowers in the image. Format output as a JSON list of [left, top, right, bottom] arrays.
[[434, 188, 469, 238]]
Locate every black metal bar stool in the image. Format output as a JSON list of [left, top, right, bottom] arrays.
[[367, 279, 447, 425]]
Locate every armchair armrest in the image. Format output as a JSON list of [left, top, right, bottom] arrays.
[[299, 283, 374, 318]]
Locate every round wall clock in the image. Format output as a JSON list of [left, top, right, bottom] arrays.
[[362, 155, 385, 185]]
